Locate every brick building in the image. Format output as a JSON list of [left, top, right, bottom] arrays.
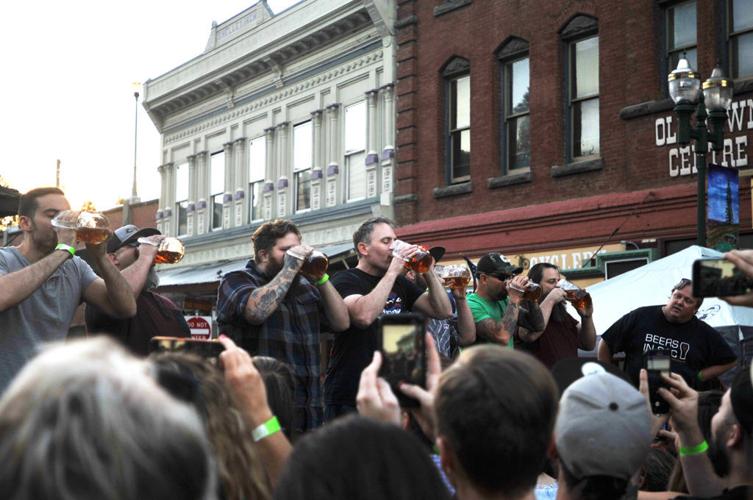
[[393, 0, 753, 280]]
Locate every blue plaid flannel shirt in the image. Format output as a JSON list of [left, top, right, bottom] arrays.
[[216, 260, 324, 432]]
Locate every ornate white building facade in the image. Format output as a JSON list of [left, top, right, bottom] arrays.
[[143, 0, 396, 285]]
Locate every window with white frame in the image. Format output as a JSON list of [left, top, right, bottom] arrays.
[[729, 0, 753, 79], [210, 151, 224, 231], [293, 121, 312, 212], [569, 34, 599, 159], [175, 161, 189, 236], [666, 1, 697, 71], [248, 137, 266, 222], [345, 100, 367, 201]]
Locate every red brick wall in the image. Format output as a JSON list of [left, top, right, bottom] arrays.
[[102, 199, 159, 232], [394, 0, 752, 253]]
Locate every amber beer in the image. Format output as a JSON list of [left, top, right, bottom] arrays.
[[301, 251, 328, 280], [138, 236, 185, 264], [443, 275, 471, 290], [405, 248, 433, 274], [565, 288, 592, 311], [76, 227, 111, 245], [507, 281, 543, 301]]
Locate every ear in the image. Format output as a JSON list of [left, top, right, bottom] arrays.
[[727, 423, 743, 450], [356, 241, 369, 258], [547, 436, 559, 461], [107, 253, 119, 266], [257, 249, 269, 263], [18, 215, 32, 231], [437, 436, 456, 481]]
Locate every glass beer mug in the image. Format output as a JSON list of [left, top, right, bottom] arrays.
[[558, 278, 592, 311], [51, 210, 111, 245], [506, 279, 542, 301], [392, 239, 433, 274], [286, 249, 329, 281], [137, 237, 185, 264], [435, 264, 471, 291]]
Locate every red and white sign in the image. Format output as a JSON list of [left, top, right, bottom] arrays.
[[186, 316, 212, 339]]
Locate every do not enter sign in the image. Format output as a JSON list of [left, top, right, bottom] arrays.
[[185, 316, 212, 339]]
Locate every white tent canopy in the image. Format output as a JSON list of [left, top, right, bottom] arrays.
[[587, 245, 753, 336]]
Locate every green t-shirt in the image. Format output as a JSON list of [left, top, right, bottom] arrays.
[[466, 293, 514, 349]]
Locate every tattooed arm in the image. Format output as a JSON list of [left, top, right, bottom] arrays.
[[242, 253, 305, 325], [474, 302, 522, 345]]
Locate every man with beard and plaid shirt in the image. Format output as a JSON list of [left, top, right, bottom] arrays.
[[217, 220, 349, 435]]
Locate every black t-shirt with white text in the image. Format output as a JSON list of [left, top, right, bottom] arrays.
[[601, 305, 736, 387], [325, 268, 423, 406]]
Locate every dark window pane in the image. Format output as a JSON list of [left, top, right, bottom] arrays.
[[249, 181, 262, 221], [212, 194, 223, 230], [451, 129, 471, 180], [732, 0, 753, 32], [509, 115, 531, 169], [177, 201, 188, 236], [296, 170, 311, 211], [573, 98, 600, 158], [669, 48, 697, 72], [732, 32, 753, 79]]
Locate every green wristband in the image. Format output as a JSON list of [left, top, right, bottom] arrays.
[[315, 273, 330, 286], [252, 416, 281, 442], [55, 243, 76, 258], [679, 440, 709, 457], [697, 371, 704, 382]]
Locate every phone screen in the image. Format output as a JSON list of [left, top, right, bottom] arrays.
[[378, 314, 426, 408], [693, 258, 753, 297], [149, 336, 224, 358], [647, 354, 671, 414]]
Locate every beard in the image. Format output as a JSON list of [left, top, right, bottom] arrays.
[[708, 427, 731, 477]]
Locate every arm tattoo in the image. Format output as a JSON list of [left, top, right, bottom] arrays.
[[476, 319, 501, 343], [243, 260, 299, 323], [526, 301, 545, 332], [500, 302, 520, 342]]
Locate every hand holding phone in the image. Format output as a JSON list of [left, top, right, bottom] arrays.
[[692, 257, 753, 298], [646, 354, 671, 414], [377, 313, 427, 408]]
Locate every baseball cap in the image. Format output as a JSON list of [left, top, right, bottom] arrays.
[[429, 246, 445, 263], [107, 224, 161, 253], [476, 252, 523, 279], [555, 371, 652, 481], [731, 366, 753, 434]]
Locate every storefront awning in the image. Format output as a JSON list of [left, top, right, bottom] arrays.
[[156, 241, 355, 288]]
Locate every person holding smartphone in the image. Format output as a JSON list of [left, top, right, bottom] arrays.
[[598, 278, 736, 389], [324, 217, 452, 420], [216, 219, 349, 435]]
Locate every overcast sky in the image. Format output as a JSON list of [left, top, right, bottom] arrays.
[[0, 0, 300, 211]]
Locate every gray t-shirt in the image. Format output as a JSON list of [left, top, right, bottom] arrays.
[[0, 247, 97, 392]]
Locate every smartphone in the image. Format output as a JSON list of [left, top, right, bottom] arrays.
[[646, 353, 671, 414], [149, 336, 225, 358], [693, 258, 753, 298], [377, 313, 426, 408]]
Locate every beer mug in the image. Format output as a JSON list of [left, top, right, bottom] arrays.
[[558, 278, 592, 311], [392, 239, 433, 274], [52, 210, 112, 245], [286, 248, 329, 280], [435, 264, 471, 291], [137, 236, 185, 264], [506, 280, 543, 301]]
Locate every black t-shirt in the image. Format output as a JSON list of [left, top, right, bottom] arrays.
[[674, 485, 753, 499], [601, 305, 736, 387], [325, 268, 423, 406]]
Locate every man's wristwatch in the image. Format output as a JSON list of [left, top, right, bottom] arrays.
[[55, 243, 76, 259]]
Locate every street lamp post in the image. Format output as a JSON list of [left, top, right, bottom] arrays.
[[668, 57, 733, 247], [131, 82, 141, 204]]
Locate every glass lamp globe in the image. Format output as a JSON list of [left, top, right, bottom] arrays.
[[668, 56, 701, 104], [702, 65, 733, 112]]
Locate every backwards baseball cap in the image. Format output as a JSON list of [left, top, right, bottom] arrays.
[[476, 252, 523, 279], [106, 224, 161, 253], [555, 371, 652, 481], [731, 365, 753, 435]]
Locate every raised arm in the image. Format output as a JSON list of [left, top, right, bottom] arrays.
[[412, 265, 452, 319], [316, 279, 350, 332], [517, 287, 566, 343], [241, 248, 307, 325], [452, 288, 476, 346], [345, 258, 403, 328], [119, 235, 163, 297], [83, 240, 137, 319], [0, 248, 70, 312]]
